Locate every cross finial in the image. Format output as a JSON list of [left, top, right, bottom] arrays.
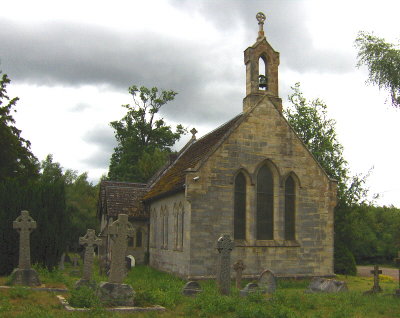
[[256, 12, 266, 41], [190, 128, 198, 139]]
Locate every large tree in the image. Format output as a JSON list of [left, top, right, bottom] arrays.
[[284, 83, 369, 275], [0, 72, 39, 182], [355, 31, 400, 108], [108, 85, 186, 182]]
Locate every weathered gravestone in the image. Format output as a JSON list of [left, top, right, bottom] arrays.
[[10, 210, 41, 286], [59, 252, 66, 271], [258, 269, 276, 293], [364, 265, 382, 294], [70, 255, 81, 276], [75, 229, 102, 289], [233, 260, 245, 289], [307, 277, 348, 293], [216, 234, 234, 295], [240, 282, 261, 297], [97, 214, 135, 306], [182, 281, 202, 296]]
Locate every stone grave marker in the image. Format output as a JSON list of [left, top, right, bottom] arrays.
[[394, 251, 400, 296], [59, 252, 66, 271], [216, 234, 234, 295], [240, 282, 261, 297], [70, 255, 81, 276], [258, 269, 276, 293], [10, 210, 41, 286], [233, 260, 245, 289], [75, 229, 102, 289], [182, 281, 202, 296], [97, 214, 135, 306], [307, 277, 348, 293], [364, 265, 382, 294]]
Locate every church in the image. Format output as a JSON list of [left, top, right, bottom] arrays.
[[98, 12, 337, 279]]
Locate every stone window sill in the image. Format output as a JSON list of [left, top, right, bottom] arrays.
[[235, 240, 300, 247]]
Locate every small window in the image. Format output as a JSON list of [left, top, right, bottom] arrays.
[[234, 172, 246, 240], [256, 165, 274, 240], [285, 176, 296, 240]]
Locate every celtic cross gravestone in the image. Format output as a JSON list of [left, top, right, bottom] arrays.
[[75, 229, 102, 288], [97, 214, 135, 306], [216, 234, 234, 295], [370, 265, 382, 293], [10, 210, 41, 286]]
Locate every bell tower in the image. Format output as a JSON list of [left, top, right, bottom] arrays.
[[243, 12, 282, 112]]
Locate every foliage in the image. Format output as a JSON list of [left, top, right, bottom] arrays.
[[334, 242, 357, 275], [355, 31, 400, 108], [284, 83, 370, 275], [68, 286, 101, 308], [0, 72, 39, 183], [108, 85, 186, 182]]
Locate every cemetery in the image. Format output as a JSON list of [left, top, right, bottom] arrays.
[[0, 210, 400, 317]]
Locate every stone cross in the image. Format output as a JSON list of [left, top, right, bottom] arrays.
[[370, 265, 382, 293], [233, 260, 245, 289], [256, 12, 266, 40], [13, 210, 36, 270], [108, 214, 134, 284], [216, 234, 234, 295], [79, 229, 102, 281], [190, 128, 198, 139]]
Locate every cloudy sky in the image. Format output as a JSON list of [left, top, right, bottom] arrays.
[[1, 0, 399, 207]]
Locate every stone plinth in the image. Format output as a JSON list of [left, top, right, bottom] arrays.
[[307, 277, 348, 293], [97, 282, 135, 306], [9, 268, 41, 286]]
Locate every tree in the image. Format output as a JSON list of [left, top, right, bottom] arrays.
[[284, 83, 369, 275], [355, 31, 400, 108], [108, 85, 186, 182], [0, 72, 39, 183]]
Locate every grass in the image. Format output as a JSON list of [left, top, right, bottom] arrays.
[[0, 261, 399, 317]]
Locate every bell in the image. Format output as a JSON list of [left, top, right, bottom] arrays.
[[259, 75, 267, 89]]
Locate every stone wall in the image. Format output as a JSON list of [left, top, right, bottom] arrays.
[[184, 96, 336, 279], [148, 192, 191, 277]]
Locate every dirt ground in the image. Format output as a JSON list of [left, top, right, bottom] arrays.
[[357, 266, 399, 280]]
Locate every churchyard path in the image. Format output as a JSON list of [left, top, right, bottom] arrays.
[[357, 266, 399, 280]]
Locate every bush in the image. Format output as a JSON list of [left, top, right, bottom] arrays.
[[68, 286, 101, 308], [334, 243, 357, 275]]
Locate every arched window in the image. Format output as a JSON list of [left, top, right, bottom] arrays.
[[256, 165, 274, 240], [136, 229, 142, 247], [258, 56, 268, 90], [285, 176, 296, 240], [128, 237, 134, 247], [234, 172, 246, 240]]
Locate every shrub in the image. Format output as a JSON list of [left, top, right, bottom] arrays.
[[68, 286, 101, 308], [334, 243, 357, 275]]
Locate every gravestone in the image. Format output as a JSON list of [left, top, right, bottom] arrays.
[[394, 252, 400, 296], [364, 265, 382, 294], [216, 234, 234, 295], [240, 282, 261, 297], [307, 277, 348, 293], [258, 269, 276, 293], [97, 214, 135, 306], [70, 255, 81, 276], [59, 252, 66, 271], [75, 229, 102, 289], [10, 210, 41, 286], [126, 255, 135, 270], [182, 281, 202, 296], [233, 260, 245, 289]]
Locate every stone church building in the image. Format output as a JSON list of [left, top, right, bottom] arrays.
[[98, 13, 337, 279]]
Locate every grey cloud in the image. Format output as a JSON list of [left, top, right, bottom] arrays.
[[69, 102, 92, 112], [81, 125, 115, 168]]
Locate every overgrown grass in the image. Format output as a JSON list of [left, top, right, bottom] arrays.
[[1, 261, 400, 317]]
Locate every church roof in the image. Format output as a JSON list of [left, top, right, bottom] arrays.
[[98, 181, 148, 219], [143, 113, 245, 201]]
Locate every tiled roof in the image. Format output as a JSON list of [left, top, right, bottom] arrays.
[[98, 181, 148, 219], [143, 113, 245, 201]]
